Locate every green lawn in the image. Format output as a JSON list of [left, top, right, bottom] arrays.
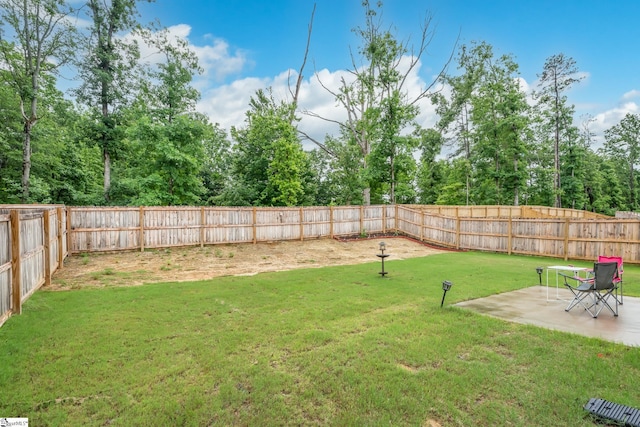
[[1, 251, 639, 426]]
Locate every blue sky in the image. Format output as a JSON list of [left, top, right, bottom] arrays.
[[130, 0, 640, 146]]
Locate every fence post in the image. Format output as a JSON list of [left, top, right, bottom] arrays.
[[420, 209, 424, 241], [564, 218, 570, 261], [395, 204, 398, 232], [200, 206, 205, 248], [10, 210, 21, 315], [329, 206, 334, 239], [360, 205, 364, 235], [252, 207, 257, 244], [455, 207, 461, 250], [66, 206, 72, 255], [139, 206, 145, 252], [300, 207, 304, 241], [57, 207, 64, 268], [507, 212, 512, 256], [382, 205, 386, 234], [44, 210, 51, 287]]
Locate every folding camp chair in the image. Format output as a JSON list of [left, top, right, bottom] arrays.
[[598, 256, 623, 305], [562, 261, 619, 318]]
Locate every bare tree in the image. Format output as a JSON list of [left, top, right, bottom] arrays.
[[305, 0, 453, 204]]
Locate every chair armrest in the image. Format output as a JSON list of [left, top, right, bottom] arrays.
[[558, 271, 593, 286]]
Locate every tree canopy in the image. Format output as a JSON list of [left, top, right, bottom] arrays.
[[0, 0, 633, 216]]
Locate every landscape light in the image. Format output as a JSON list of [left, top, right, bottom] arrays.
[[536, 267, 544, 286], [441, 280, 453, 307]]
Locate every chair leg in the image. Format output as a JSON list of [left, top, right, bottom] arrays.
[[619, 282, 623, 305], [593, 289, 619, 318], [565, 290, 597, 316]]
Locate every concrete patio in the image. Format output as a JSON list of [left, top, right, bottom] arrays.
[[455, 286, 640, 347]]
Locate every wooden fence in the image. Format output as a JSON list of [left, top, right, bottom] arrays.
[[397, 206, 640, 262], [65, 204, 638, 263], [1, 203, 639, 327], [412, 204, 609, 219], [0, 206, 68, 327], [68, 205, 397, 252]]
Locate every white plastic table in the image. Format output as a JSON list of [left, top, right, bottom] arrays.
[[546, 265, 591, 301]]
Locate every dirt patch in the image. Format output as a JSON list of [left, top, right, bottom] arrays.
[[51, 237, 446, 290]]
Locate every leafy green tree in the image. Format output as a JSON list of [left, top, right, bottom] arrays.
[[583, 151, 623, 215], [75, 0, 153, 202], [222, 89, 307, 207], [433, 41, 530, 206], [436, 158, 471, 205], [122, 25, 210, 205], [313, 135, 366, 206], [535, 54, 583, 207], [468, 44, 530, 205], [604, 113, 640, 211], [431, 44, 479, 204], [117, 114, 209, 205], [201, 123, 232, 205], [0, 0, 77, 201], [29, 83, 104, 205], [0, 69, 24, 203], [415, 129, 445, 204], [559, 125, 589, 209]]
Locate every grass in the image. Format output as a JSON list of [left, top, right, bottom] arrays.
[[1, 251, 639, 426]]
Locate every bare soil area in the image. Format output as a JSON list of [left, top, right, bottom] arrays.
[[51, 237, 446, 290]]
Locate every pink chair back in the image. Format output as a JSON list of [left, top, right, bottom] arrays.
[[598, 256, 623, 282]]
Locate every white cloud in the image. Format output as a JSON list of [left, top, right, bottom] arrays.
[[192, 37, 249, 82], [592, 101, 639, 142], [622, 89, 640, 101], [197, 76, 271, 131], [194, 54, 454, 149]]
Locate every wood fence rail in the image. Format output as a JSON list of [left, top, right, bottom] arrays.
[[1, 203, 637, 327]]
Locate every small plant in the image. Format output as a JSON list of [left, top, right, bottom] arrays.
[[81, 253, 90, 265], [228, 252, 234, 258], [89, 268, 115, 281], [214, 248, 223, 258], [359, 228, 368, 238]]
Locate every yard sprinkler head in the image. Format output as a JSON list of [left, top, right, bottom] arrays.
[[377, 241, 389, 277], [441, 280, 453, 307], [536, 267, 543, 286]]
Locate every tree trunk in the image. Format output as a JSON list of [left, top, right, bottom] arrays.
[[362, 188, 370, 206], [390, 154, 396, 204], [21, 122, 32, 202], [554, 75, 562, 208], [513, 157, 519, 206]]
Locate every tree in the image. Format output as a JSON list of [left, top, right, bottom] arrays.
[[0, 0, 77, 201], [468, 44, 530, 205], [222, 89, 307, 207], [112, 24, 210, 206], [604, 113, 640, 211], [415, 128, 445, 204], [309, 0, 450, 205], [535, 54, 583, 208], [432, 41, 530, 206], [431, 43, 480, 204], [75, 0, 153, 202]]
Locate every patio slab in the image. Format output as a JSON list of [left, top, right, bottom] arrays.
[[455, 286, 640, 347]]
